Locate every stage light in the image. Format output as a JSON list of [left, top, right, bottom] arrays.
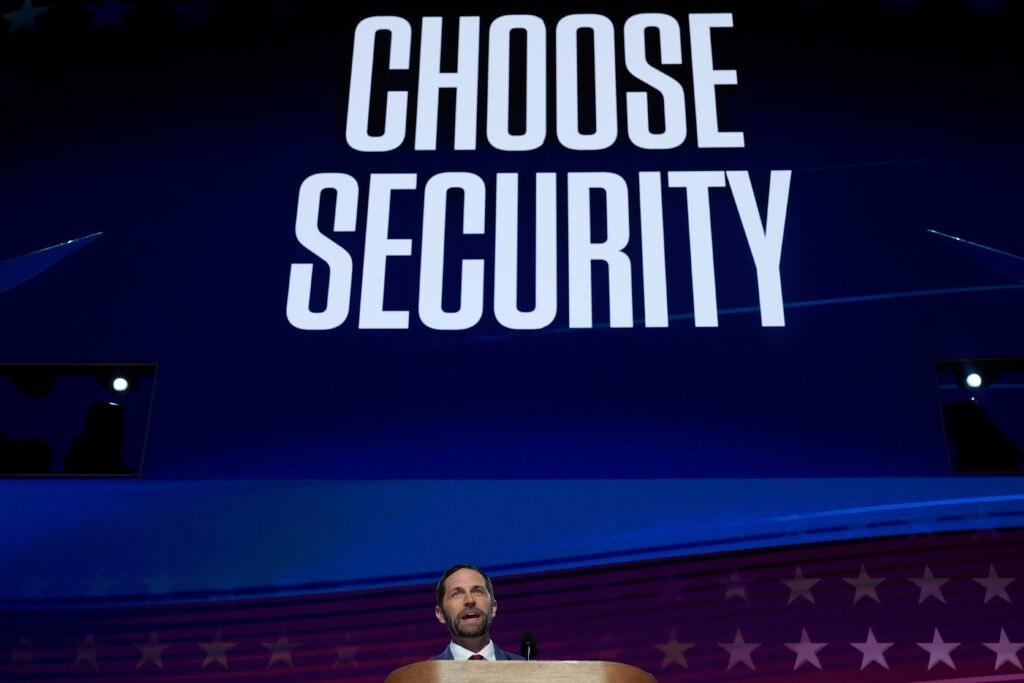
[[965, 372, 983, 389], [111, 376, 130, 392]]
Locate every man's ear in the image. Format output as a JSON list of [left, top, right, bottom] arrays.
[[434, 605, 447, 625], [490, 599, 497, 618]]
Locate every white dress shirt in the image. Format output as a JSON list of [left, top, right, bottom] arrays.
[[448, 640, 496, 661]]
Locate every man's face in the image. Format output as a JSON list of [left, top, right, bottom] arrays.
[[434, 568, 497, 639]]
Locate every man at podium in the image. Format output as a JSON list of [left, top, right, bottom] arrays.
[[431, 564, 525, 661]]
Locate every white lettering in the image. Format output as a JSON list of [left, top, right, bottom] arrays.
[[727, 170, 790, 327], [667, 171, 726, 327], [624, 14, 687, 149], [415, 17, 481, 150], [486, 15, 547, 151], [568, 172, 633, 327], [555, 15, 618, 151], [419, 172, 487, 330], [689, 14, 744, 148], [359, 173, 417, 328], [346, 17, 411, 152], [286, 173, 359, 330], [494, 173, 558, 329]]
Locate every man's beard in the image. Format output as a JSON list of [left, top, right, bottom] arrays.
[[444, 607, 492, 638]]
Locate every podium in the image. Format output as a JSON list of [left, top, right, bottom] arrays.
[[384, 661, 656, 683]]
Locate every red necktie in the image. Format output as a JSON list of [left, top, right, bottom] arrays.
[[468, 655, 485, 661]]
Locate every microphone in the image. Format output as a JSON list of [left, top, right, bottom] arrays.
[[520, 632, 537, 661]]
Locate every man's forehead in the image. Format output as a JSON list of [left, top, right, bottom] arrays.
[[444, 568, 486, 591]]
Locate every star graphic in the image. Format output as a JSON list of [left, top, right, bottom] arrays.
[[850, 628, 893, 670], [843, 564, 884, 603], [717, 569, 749, 602], [72, 634, 100, 670], [3, 0, 47, 34], [974, 564, 1014, 604], [909, 564, 948, 604], [20, 575, 48, 598], [719, 629, 759, 670], [11, 636, 32, 666], [654, 630, 694, 669], [783, 566, 820, 604], [983, 628, 1024, 671], [334, 643, 361, 669], [917, 627, 959, 670], [134, 630, 168, 670], [199, 628, 238, 669], [88, 0, 133, 29], [264, 635, 296, 668], [784, 628, 827, 670]]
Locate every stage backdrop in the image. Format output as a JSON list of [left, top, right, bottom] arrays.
[[1, 0, 1022, 478], [1, 1, 1024, 680]]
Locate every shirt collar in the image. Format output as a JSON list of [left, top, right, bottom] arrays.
[[448, 640, 496, 661]]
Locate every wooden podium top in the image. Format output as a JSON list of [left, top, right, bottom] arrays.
[[384, 661, 656, 683]]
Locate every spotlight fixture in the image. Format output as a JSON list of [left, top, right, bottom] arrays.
[[965, 372, 983, 389], [111, 376, 130, 393]]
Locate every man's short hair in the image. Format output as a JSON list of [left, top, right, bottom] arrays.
[[435, 563, 495, 606]]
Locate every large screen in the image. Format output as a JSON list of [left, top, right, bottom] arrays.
[[2, 0, 1022, 478]]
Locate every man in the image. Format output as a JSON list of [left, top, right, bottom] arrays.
[[432, 563, 524, 660]]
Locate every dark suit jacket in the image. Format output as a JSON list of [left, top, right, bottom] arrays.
[[432, 643, 525, 661]]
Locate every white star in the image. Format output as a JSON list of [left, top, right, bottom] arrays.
[[263, 635, 296, 668], [134, 630, 168, 670], [850, 628, 893, 670], [654, 630, 694, 669], [917, 627, 959, 670], [983, 628, 1023, 671], [198, 628, 238, 669], [719, 629, 759, 670], [3, 0, 47, 34], [784, 628, 827, 670], [974, 564, 1014, 604], [909, 564, 948, 604], [782, 566, 820, 604], [843, 564, 884, 603], [717, 569, 749, 602], [72, 634, 100, 670]]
